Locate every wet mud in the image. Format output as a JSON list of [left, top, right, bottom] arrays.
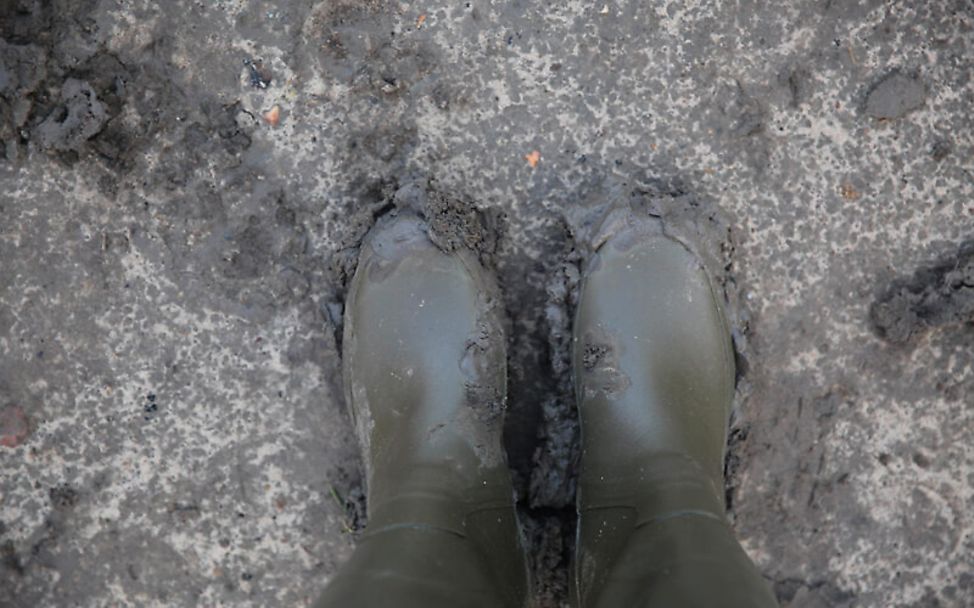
[[3, 1, 974, 607]]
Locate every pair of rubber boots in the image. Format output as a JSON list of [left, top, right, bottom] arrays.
[[315, 206, 779, 608]]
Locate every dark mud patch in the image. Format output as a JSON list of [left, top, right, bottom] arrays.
[[329, 467, 368, 536], [528, 252, 582, 509], [1, 1, 110, 162], [0, 2, 247, 174], [863, 69, 926, 120], [774, 577, 856, 607], [489, 211, 579, 604], [870, 240, 974, 344], [731, 374, 864, 607]]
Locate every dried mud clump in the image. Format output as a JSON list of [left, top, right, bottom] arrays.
[[871, 241, 974, 344], [390, 180, 504, 266], [33, 78, 107, 152]]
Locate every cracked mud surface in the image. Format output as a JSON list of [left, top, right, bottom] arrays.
[[2, 1, 974, 606]]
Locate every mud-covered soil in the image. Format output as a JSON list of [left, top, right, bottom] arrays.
[[2, 1, 974, 607]]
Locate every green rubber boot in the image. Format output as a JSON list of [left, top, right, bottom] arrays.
[[315, 212, 529, 608], [572, 208, 778, 608]]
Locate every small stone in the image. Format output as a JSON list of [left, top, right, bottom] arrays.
[[244, 58, 272, 89], [263, 105, 281, 127], [0, 405, 29, 448]]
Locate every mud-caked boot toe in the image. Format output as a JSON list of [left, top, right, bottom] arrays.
[[316, 212, 528, 608], [572, 210, 777, 608]]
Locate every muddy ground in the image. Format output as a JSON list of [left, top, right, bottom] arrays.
[[1, 1, 973, 606]]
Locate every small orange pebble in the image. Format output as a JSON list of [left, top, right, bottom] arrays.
[[525, 150, 540, 168], [840, 182, 861, 201], [417, 14, 427, 28], [263, 105, 281, 127], [0, 405, 29, 448]]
